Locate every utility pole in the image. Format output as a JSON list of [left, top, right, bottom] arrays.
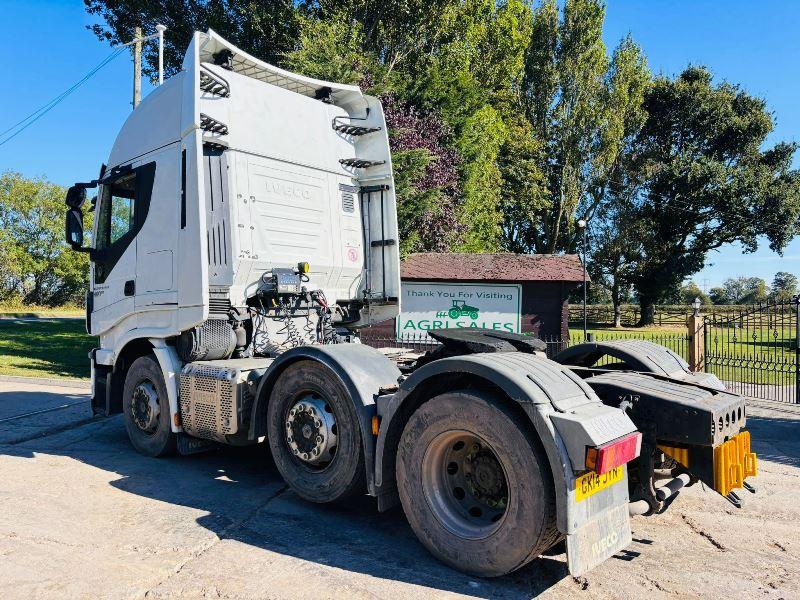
[[133, 26, 142, 108]]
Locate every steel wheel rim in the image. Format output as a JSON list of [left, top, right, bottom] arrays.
[[421, 429, 509, 540], [131, 380, 160, 435], [284, 393, 338, 472]]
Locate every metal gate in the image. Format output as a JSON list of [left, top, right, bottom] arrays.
[[704, 298, 799, 403]]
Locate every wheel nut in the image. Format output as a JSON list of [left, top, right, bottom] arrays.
[[314, 420, 322, 428], [316, 435, 323, 443], [293, 448, 299, 455], [302, 453, 309, 460]]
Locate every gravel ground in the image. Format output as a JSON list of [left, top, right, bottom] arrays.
[[0, 379, 797, 600]]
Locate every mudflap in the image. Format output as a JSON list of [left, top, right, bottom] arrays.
[[566, 503, 631, 575], [564, 466, 633, 576]]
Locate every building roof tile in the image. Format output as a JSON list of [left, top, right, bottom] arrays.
[[400, 252, 587, 283]]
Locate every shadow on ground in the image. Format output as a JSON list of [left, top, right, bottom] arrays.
[[3, 414, 569, 599], [747, 414, 800, 468]]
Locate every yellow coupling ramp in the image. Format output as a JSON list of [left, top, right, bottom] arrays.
[[714, 430, 757, 497]]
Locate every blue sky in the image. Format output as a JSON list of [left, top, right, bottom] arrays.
[[0, 0, 797, 290]]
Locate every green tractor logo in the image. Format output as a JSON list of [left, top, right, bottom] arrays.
[[448, 299, 480, 320]]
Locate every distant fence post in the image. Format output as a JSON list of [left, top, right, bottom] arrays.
[[687, 301, 705, 372]]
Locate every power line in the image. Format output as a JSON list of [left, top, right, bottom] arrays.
[[0, 45, 128, 148]]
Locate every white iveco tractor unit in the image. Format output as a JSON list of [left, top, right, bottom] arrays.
[[64, 31, 758, 577]]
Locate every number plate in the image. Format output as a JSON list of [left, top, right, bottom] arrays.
[[575, 466, 625, 502]]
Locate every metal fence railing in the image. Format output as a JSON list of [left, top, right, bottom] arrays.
[[539, 332, 690, 364], [568, 304, 790, 328], [704, 299, 798, 404], [358, 330, 691, 364]]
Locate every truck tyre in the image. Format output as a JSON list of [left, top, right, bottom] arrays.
[[267, 360, 365, 503], [396, 390, 558, 577], [122, 355, 176, 457]]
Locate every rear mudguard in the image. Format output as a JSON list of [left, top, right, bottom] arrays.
[[555, 339, 725, 390], [248, 343, 401, 493], [374, 352, 638, 575]]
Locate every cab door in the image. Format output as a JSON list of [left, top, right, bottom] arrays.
[[89, 162, 156, 335]]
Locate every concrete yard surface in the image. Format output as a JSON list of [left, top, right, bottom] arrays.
[[0, 380, 798, 599]]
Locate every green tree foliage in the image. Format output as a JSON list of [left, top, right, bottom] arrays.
[[771, 271, 798, 302], [711, 276, 769, 305], [283, 16, 379, 86], [625, 67, 800, 323], [587, 202, 640, 318], [85, 0, 299, 80], [0, 172, 90, 306], [517, 0, 650, 254], [456, 105, 506, 252], [680, 281, 710, 306], [709, 286, 728, 305]]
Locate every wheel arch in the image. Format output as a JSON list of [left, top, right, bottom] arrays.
[[93, 337, 156, 416], [375, 352, 638, 535], [249, 343, 402, 493], [374, 369, 555, 509]]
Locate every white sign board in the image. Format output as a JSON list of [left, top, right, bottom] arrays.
[[396, 282, 522, 340]]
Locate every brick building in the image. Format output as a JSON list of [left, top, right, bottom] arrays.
[[366, 252, 586, 340]]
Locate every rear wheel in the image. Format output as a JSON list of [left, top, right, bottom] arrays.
[[122, 355, 176, 457], [267, 360, 365, 503], [396, 390, 558, 577]]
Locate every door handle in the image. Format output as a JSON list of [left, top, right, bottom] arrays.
[[124, 280, 135, 296]]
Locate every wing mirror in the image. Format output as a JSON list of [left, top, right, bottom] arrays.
[[65, 208, 87, 251], [65, 184, 87, 209], [64, 181, 98, 255]]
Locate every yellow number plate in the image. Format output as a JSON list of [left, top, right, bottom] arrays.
[[575, 466, 625, 502]]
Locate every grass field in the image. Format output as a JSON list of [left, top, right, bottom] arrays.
[[0, 318, 95, 379], [0, 303, 84, 318]]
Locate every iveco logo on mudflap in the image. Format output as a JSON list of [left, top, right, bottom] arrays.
[[266, 180, 312, 199], [591, 531, 619, 556]]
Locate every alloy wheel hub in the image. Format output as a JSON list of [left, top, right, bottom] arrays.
[[285, 396, 337, 466], [131, 381, 160, 433]]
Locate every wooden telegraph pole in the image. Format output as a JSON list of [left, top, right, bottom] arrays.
[[133, 26, 142, 108]]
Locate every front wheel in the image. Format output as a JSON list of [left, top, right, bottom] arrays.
[[122, 355, 176, 457], [448, 308, 460, 319], [396, 391, 558, 577]]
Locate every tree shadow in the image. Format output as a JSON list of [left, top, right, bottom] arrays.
[[2, 414, 568, 598], [747, 414, 800, 468]]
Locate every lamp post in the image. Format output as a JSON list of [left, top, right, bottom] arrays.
[[692, 296, 702, 318], [577, 218, 588, 340]]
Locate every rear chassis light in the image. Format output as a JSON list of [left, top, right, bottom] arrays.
[[586, 432, 642, 474]]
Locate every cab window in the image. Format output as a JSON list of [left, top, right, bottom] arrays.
[[96, 172, 137, 251]]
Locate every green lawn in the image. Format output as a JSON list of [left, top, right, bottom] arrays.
[[0, 318, 95, 379], [0, 304, 84, 318]]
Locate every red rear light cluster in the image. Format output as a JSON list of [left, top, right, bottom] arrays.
[[585, 432, 642, 474]]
